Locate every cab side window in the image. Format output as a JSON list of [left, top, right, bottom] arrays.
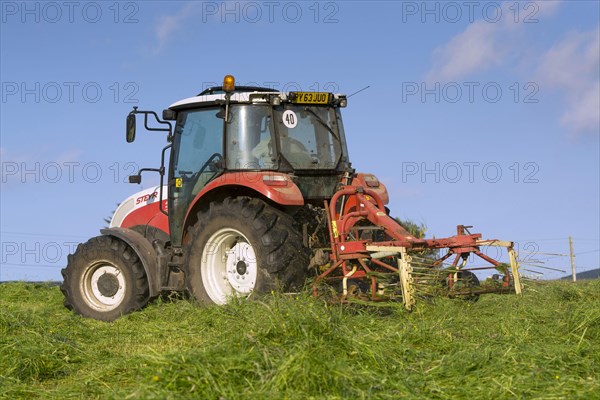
[[173, 108, 223, 196]]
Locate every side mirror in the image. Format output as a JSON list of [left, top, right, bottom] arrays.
[[126, 113, 136, 143], [162, 109, 177, 121], [128, 174, 141, 184]]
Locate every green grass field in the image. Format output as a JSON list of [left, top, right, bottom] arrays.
[[1, 280, 599, 399]]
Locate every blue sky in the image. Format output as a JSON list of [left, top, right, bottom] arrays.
[[1, 0, 599, 281]]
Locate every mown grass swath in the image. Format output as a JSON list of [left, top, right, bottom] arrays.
[[1, 280, 599, 399]]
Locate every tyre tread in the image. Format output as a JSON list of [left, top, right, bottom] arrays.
[[60, 235, 149, 321], [186, 197, 309, 303]]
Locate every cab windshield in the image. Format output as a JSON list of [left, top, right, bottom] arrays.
[[226, 104, 343, 170], [275, 104, 342, 170]]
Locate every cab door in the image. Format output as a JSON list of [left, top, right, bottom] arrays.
[[169, 107, 224, 246]]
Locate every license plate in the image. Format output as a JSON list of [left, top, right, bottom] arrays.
[[293, 92, 330, 104]]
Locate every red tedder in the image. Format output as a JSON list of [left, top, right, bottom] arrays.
[[314, 176, 522, 309]]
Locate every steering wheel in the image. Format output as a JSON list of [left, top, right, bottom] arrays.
[[200, 153, 223, 173], [180, 153, 223, 184]]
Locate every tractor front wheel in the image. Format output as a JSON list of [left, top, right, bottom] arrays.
[[185, 197, 308, 305], [60, 235, 150, 321]]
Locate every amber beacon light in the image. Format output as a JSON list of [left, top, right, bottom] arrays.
[[223, 75, 235, 93]]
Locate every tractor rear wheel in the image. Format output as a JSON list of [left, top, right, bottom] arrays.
[[60, 235, 150, 321], [185, 197, 308, 305]]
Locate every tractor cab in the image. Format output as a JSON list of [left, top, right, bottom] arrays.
[[126, 75, 352, 248]]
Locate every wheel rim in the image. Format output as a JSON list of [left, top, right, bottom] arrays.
[[80, 261, 126, 311], [201, 228, 258, 304]]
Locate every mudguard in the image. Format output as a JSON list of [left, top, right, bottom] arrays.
[[100, 227, 159, 297]]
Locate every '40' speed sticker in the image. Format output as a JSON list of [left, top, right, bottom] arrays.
[[282, 110, 297, 128]]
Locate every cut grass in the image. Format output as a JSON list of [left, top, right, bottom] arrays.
[[1, 280, 599, 399]]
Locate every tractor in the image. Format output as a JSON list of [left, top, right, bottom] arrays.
[[61, 75, 522, 321]]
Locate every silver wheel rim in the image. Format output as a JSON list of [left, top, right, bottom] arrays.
[[80, 261, 126, 311], [201, 228, 258, 304]]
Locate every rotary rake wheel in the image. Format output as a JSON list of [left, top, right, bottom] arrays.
[[312, 185, 523, 310]]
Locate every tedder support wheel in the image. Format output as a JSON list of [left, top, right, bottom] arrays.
[[444, 269, 481, 301], [60, 235, 150, 321], [185, 197, 309, 305]]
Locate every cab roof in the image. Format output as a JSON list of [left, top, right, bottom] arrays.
[[168, 91, 278, 110], [198, 86, 278, 96], [168, 88, 347, 110]]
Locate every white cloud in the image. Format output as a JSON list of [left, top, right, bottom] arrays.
[[426, 1, 562, 81], [426, 22, 507, 82], [537, 27, 600, 135], [153, 3, 197, 55], [560, 82, 600, 134], [425, 1, 599, 136], [0, 147, 32, 164], [55, 149, 83, 164]]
